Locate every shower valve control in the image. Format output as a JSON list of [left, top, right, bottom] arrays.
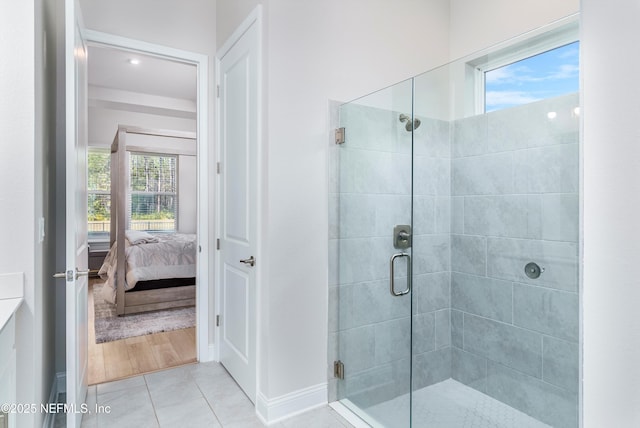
[[524, 262, 544, 279], [393, 225, 412, 249]]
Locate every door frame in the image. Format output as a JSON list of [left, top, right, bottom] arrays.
[[83, 30, 211, 363], [214, 3, 264, 397]]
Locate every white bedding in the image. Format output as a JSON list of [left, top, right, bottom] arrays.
[[98, 232, 197, 304]]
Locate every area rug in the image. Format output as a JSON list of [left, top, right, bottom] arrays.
[[93, 282, 195, 344]]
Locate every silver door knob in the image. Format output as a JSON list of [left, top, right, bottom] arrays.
[[239, 256, 255, 267], [75, 268, 90, 279], [53, 268, 90, 280]]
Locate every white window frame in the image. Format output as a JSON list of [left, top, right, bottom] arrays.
[[466, 19, 579, 114], [127, 151, 179, 233], [87, 147, 111, 243]]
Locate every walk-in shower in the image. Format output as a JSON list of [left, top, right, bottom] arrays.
[[329, 19, 580, 428]]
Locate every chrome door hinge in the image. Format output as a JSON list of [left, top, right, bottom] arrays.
[[216, 315, 220, 327], [335, 127, 345, 145], [216, 239, 220, 250], [334, 360, 345, 380], [217, 162, 221, 174]]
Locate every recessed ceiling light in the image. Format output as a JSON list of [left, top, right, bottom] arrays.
[[128, 58, 140, 65]]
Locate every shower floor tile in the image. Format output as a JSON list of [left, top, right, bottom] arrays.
[[364, 379, 550, 428]]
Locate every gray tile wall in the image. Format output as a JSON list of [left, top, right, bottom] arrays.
[[412, 115, 453, 392], [450, 94, 580, 428], [329, 102, 412, 409], [328, 103, 452, 409]]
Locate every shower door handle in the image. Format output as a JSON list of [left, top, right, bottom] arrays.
[[390, 253, 411, 296]]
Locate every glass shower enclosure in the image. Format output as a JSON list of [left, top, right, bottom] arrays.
[[329, 20, 580, 428]]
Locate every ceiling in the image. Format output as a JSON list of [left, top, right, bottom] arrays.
[[87, 45, 197, 101]]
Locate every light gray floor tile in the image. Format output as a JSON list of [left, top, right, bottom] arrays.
[[155, 397, 221, 428], [86, 385, 97, 408], [206, 388, 256, 425], [87, 362, 353, 428], [144, 365, 194, 390], [96, 375, 146, 396], [188, 361, 229, 380], [198, 372, 244, 403], [221, 415, 271, 428], [97, 385, 158, 428], [80, 413, 97, 428], [281, 406, 354, 428], [148, 378, 203, 409]]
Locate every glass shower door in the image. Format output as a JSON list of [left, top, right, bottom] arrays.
[[332, 79, 414, 427]]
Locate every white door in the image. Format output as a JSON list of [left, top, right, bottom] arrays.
[[64, 1, 89, 426], [218, 19, 259, 401]]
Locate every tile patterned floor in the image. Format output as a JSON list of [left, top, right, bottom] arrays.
[[365, 379, 550, 428], [54, 362, 352, 428]]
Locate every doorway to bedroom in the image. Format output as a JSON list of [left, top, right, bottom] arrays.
[[85, 44, 200, 384]]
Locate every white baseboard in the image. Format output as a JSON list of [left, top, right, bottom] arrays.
[[206, 343, 216, 362], [256, 383, 327, 425], [42, 372, 66, 428]]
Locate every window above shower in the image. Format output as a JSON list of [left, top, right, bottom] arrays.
[[483, 41, 579, 112], [466, 19, 579, 114]]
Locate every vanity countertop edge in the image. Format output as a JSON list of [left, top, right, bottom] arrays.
[[0, 272, 24, 331]]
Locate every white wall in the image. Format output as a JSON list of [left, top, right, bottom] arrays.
[[0, 1, 39, 426], [265, 0, 450, 400], [582, 0, 640, 425], [178, 155, 197, 234], [216, 0, 259, 46], [449, 0, 579, 59], [88, 106, 196, 147]]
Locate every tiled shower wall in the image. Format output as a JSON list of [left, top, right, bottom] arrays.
[[410, 115, 452, 391], [329, 93, 579, 428], [328, 102, 453, 410], [450, 93, 580, 428]]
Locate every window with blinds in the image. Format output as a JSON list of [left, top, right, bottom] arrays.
[[128, 153, 178, 232], [88, 148, 111, 241]]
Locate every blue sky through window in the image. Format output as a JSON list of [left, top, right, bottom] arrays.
[[485, 41, 579, 112]]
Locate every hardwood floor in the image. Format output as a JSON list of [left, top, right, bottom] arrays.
[[88, 280, 196, 385]]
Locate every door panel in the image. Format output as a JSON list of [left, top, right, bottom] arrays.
[[218, 17, 259, 402], [224, 57, 250, 243], [65, 1, 89, 427], [223, 266, 249, 359]]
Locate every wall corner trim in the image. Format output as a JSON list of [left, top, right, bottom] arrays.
[[255, 382, 327, 425], [205, 343, 216, 363]]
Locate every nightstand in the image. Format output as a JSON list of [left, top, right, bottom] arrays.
[[88, 243, 109, 277]]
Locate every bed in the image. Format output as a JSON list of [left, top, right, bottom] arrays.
[[104, 126, 198, 315], [98, 230, 196, 314]]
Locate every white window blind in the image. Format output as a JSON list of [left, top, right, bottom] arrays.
[[128, 153, 178, 232]]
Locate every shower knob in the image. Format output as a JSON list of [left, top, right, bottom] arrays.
[[524, 262, 544, 279]]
